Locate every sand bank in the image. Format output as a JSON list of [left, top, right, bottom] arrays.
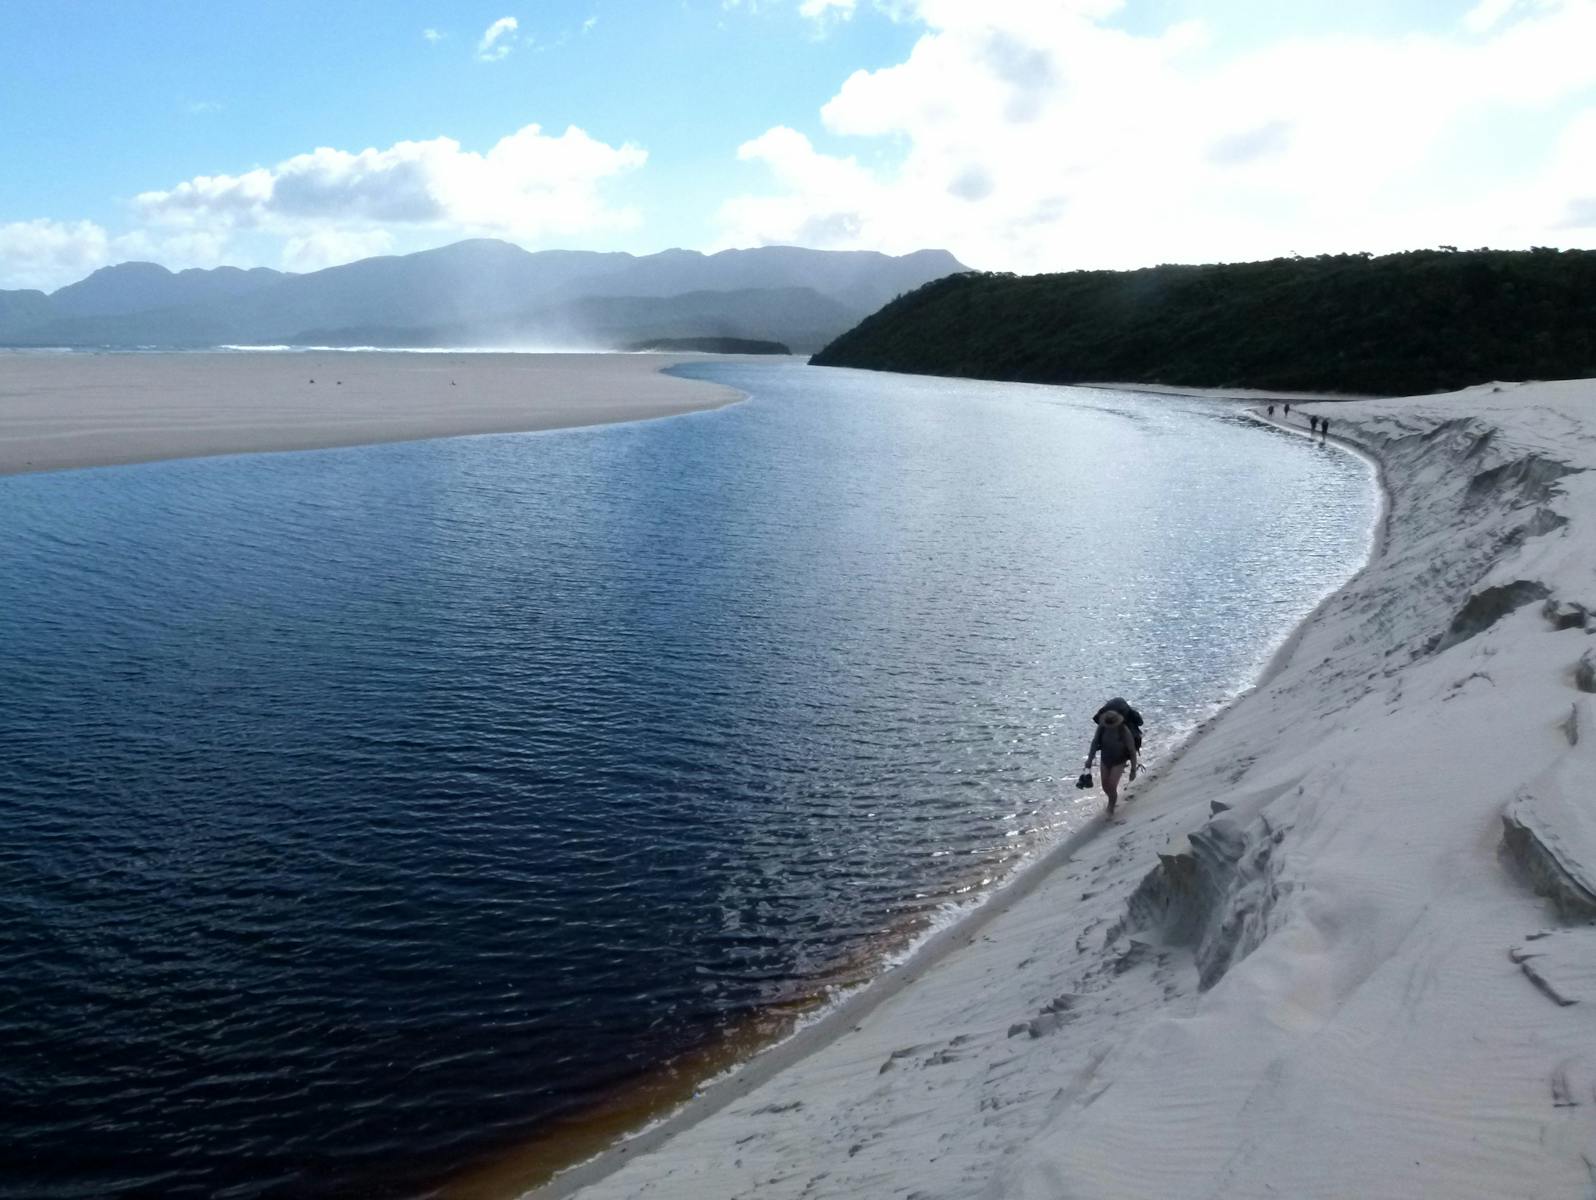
[[0, 351, 746, 476], [1080, 381, 1377, 403], [532, 378, 1596, 1199]]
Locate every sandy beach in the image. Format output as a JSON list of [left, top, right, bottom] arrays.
[[9, 352, 1591, 1196], [0, 351, 746, 476], [518, 378, 1596, 1200]]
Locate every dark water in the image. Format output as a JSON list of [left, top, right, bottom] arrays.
[[0, 361, 1374, 1198]]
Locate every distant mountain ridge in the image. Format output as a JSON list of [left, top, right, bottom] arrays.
[[0, 240, 966, 353], [48, 262, 289, 319]]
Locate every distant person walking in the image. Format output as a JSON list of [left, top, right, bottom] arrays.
[[1267, 404, 1275, 417], [1309, 415, 1319, 435], [1321, 417, 1331, 439], [1283, 402, 1292, 419], [1083, 697, 1143, 817]]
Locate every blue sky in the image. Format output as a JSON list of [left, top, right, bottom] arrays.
[[3, 0, 1595, 289]]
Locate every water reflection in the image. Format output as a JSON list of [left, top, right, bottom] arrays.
[[0, 361, 1374, 1199]]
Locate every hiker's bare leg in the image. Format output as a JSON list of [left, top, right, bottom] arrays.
[[1103, 761, 1127, 810]]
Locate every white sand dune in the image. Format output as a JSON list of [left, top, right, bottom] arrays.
[[0, 351, 744, 476], [538, 379, 1596, 1200]]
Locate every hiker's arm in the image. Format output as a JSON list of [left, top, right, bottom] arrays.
[[1086, 726, 1102, 766]]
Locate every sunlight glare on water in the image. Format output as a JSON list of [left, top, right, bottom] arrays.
[[0, 360, 1375, 1198]]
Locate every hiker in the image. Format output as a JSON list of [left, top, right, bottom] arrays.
[[1267, 403, 1275, 417], [1309, 415, 1319, 434], [1084, 697, 1142, 816], [1321, 417, 1331, 439], [1283, 402, 1291, 419]]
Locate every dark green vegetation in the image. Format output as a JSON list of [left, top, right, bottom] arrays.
[[812, 249, 1596, 395], [623, 337, 791, 354]]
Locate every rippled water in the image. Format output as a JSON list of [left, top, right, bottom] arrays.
[[0, 361, 1375, 1198]]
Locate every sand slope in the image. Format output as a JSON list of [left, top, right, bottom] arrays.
[[540, 380, 1596, 1199], [0, 351, 744, 476]]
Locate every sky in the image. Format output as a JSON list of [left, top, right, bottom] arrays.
[[3, 0, 1595, 291]]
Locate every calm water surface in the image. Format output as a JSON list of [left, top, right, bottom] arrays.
[[0, 361, 1375, 1198]]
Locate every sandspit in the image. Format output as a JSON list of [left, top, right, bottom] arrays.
[[0, 351, 745, 476], [526, 378, 1596, 1200]]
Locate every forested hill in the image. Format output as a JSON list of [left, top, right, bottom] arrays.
[[810, 249, 1596, 395]]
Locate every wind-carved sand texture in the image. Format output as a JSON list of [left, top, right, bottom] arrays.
[[537, 379, 1596, 1200], [0, 352, 744, 476]]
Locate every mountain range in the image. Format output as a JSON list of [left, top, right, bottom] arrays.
[[0, 240, 966, 353]]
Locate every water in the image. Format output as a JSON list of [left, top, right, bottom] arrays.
[[0, 361, 1375, 1198]]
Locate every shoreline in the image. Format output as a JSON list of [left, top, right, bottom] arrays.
[[18, 356, 1589, 1194], [484, 394, 1385, 1199], [441, 843, 1055, 1199], [1243, 407, 1392, 692], [528, 378, 1596, 1199], [451, 815, 1113, 1200], [2, 354, 1366, 1198], [1079, 380, 1380, 403], [0, 351, 748, 477]]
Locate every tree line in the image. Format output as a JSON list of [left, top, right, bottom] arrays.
[[810, 248, 1596, 395]]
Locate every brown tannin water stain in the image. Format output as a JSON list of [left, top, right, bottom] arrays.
[[440, 831, 1044, 1199]]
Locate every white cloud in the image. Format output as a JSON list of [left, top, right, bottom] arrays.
[[477, 16, 519, 61], [3, 120, 647, 289], [423, 27, 445, 44], [0, 221, 235, 290], [799, 0, 857, 20], [719, 0, 1596, 269], [132, 124, 646, 271], [1463, 0, 1523, 34], [140, 168, 276, 222], [0, 219, 111, 290], [724, 0, 857, 27], [112, 228, 230, 269], [1473, 106, 1596, 238], [282, 228, 396, 273], [724, 127, 883, 247]]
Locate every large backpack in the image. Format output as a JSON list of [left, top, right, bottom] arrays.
[[1095, 699, 1144, 750]]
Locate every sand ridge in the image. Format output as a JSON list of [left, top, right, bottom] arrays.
[[531, 379, 1596, 1200], [0, 351, 748, 476]]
